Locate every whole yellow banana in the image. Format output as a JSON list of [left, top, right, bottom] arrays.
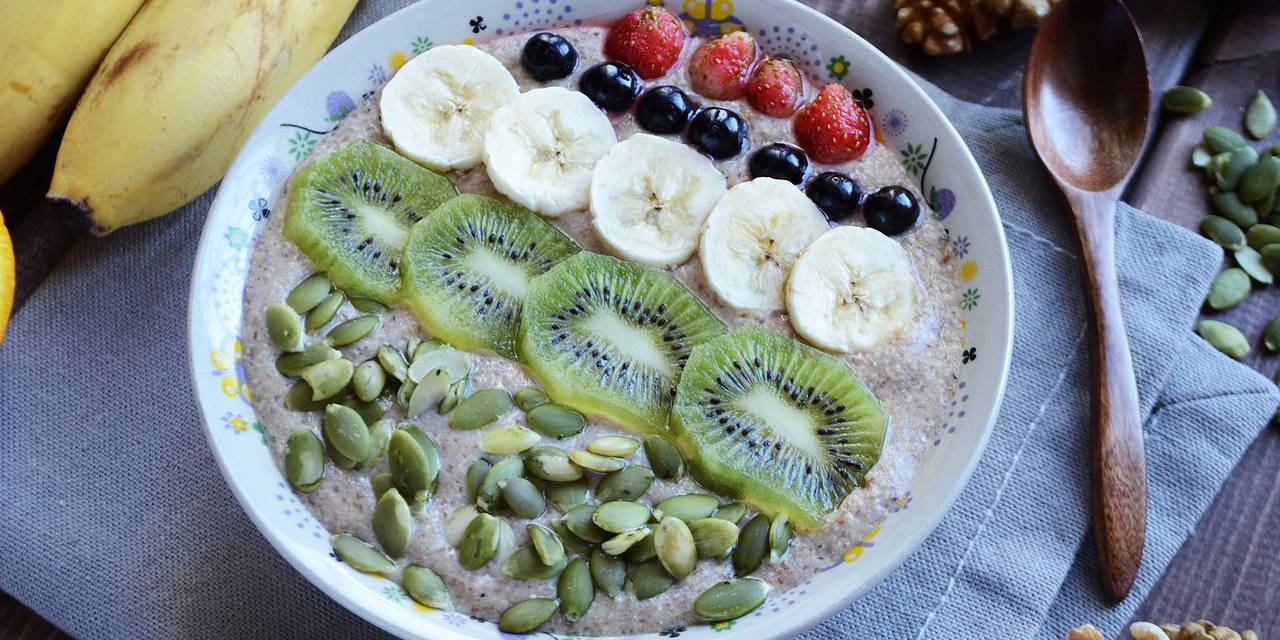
[[0, 0, 145, 184], [48, 0, 358, 235]]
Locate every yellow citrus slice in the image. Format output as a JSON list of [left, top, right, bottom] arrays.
[[0, 208, 14, 344]]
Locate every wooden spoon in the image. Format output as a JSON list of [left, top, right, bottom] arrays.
[[1022, 0, 1150, 602]]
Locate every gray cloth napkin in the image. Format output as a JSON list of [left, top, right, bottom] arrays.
[[1, 3, 1276, 638]]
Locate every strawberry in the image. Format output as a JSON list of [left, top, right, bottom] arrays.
[[793, 83, 872, 164], [605, 6, 687, 80], [746, 58, 804, 118], [687, 31, 758, 100]]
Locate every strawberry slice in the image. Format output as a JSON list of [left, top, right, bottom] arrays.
[[794, 83, 872, 164], [688, 31, 758, 100], [605, 6, 687, 80], [746, 58, 804, 118]]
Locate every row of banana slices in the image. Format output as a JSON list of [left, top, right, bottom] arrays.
[[379, 45, 917, 354]]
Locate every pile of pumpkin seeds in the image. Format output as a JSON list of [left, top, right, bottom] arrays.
[[1162, 87, 1280, 360]]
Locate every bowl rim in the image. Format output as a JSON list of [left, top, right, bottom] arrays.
[[187, 1, 1015, 637]]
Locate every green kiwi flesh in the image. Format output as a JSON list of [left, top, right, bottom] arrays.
[[518, 252, 726, 435], [669, 326, 887, 530], [284, 140, 455, 304], [401, 194, 580, 358]]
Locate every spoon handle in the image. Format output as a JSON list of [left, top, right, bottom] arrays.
[[1069, 189, 1148, 602]]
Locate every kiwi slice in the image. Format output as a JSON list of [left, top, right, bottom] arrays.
[[669, 326, 887, 530], [284, 140, 455, 305], [518, 252, 726, 435], [401, 194, 580, 358]]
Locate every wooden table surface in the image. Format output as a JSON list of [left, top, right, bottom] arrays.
[[1, 0, 1277, 637]]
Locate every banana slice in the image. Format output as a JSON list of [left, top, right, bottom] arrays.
[[484, 86, 617, 217], [786, 225, 917, 353], [699, 177, 830, 311], [380, 45, 519, 172], [590, 134, 728, 267]]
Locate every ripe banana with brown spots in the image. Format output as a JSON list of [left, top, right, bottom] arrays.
[[47, 0, 358, 235]]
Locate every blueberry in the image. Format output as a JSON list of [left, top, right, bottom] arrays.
[[749, 143, 809, 184], [521, 33, 579, 81], [636, 85, 694, 134], [579, 62, 642, 112], [687, 107, 749, 159], [806, 172, 862, 221], [863, 186, 920, 235]]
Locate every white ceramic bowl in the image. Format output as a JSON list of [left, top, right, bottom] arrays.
[[188, 1, 1013, 637]]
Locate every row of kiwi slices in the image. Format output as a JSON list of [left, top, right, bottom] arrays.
[[283, 140, 888, 529]]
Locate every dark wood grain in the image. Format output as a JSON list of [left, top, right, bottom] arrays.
[[0, 594, 68, 640]]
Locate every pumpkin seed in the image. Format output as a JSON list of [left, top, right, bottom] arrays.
[[305, 291, 345, 331], [546, 478, 591, 512], [593, 501, 651, 533], [527, 523, 565, 566], [1240, 156, 1280, 203], [503, 545, 568, 580], [768, 514, 793, 564], [342, 397, 385, 424], [585, 548, 624, 599], [477, 456, 525, 513], [330, 534, 395, 574], [376, 345, 410, 382], [326, 315, 379, 347], [693, 578, 770, 622], [303, 359, 353, 401], [405, 336, 423, 358], [526, 403, 587, 438], [587, 435, 641, 458], [569, 450, 627, 473], [524, 445, 584, 482], [602, 527, 651, 556], [284, 430, 325, 492], [1255, 187, 1277, 216], [624, 530, 658, 562], [371, 472, 395, 501], [514, 387, 549, 413], [689, 517, 739, 558], [1262, 243, 1280, 273], [396, 380, 416, 409], [481, 425, 541, 455], [1214, 146, 1260, 190], [286, 273, 332, 314], [1162, 86, 1212, 114], [285, 380, 331, 411], [439, 380, 465, 414], [498, 598, 557, 633], [558, 557, 594, 622], [408, 368, 450, 417], [656, 494, 720, 523], [1234, 248, 1274, 284], [496, 512, 517, 560], [733, 514, 771, 577], [1263, 315, 1280, 352], [554, 521, 592, 555], [713, 502, 748, 525], [1191, 144, 1212, 168], [449, 389, 514, 431], [276, 343, 341, 377], [563, 504, 610, 544], [654, 516, 697, 580], [643, 436, 685, 480], [411, 337, 442, 360], [348, 295, 389, 314], [372, 488, 413, 557], [265, 303, 305, 352], [1197, 320, 1250, 360], [445, 505, 480, 548], [594, 465, 655, 503], [322, 404, 370, 465], [1211, 190, 1258, 228], [1270, 143, 1280, 158], [1246, 224, 1280, 250], [1204, 125, 1247, 153], [1207, 268, 1251, 310], [1245, 90, 1276, 139], [402, 565, 450, 610], [458, 513, 501, 569], [499, 476, 547, 519], [352, 360, 386, 402], [627, 560, 675, 600], [408, 344, 469, 384], [465, 459, 492, 503], [1202, 215, 1246, 250], [388, 427, 439, 502], [359, 418, 394, 469]]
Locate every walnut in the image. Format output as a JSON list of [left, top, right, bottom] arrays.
[[981, 0, 1059, 28], [894, 0, 997, 55]]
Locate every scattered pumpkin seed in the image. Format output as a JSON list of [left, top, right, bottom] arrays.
[[326, 315, 379, 347], [654, 516, 697, 580], [1266, 316, 1280, 352], [286, 273, 332, 314], [643, 436, 685, 480], [408, 368, 450, 417], [524, 445, 584, 482], [569, 449, 627, 473], [1204, 126, 1247, 153], [1162, 86, 1212, 114], [303, 358, 354, 401], [1270, 143, 1280, 158], [371, 472, 395, 501], [465, 459, 491, 503], [330, 534, 395, 574], [265, 303, 305, 352], [322, 404, 370, 465], [1207, 268, 1251, 310], [411, 338, 442, 361], [1198, 319, 1250, 360], [449, 389, 514, 431], [1246, 224, 1280, 250], [558, 557, 594, 622], [546, 478, 590, 512], [284, 430, 325, 492], [276, 343, 341, 377], [1191, 144, 1212, 168], [587, 435, 641, 458], [623, 530, 658, 562], [1234, 248, 1274, 284], [284, 380, 332, 411], [496, 511, 516, 560], [768, 514, 793, 564], [656, 494, 720, 523], [602, 527, 651, 556], [527, 523, 565, 566], [554, 521, 592, 555], [359, 418, 394, 469], [445, 505, 480, 548], [1202, 214, 1246, 250], [590, 548, 626, 598], [594, 465, 655, 503], [352, 360, 386, 402], [627, 560, 675, 600], [1214, 146, 1259, 190], [481, 425, 541, 455], [405, 336, 423, 358], [372, 488, 413, 557], [1262, 243, 1280, 273], [477, 456, 525, 513], [1245, 90, 1277, 139], [693, 578, 770, 622], [376, 345, 410, 382], [563, 504, 610, 544], [348, 295, 389, 314], [499, 476, 547, 519], [503, 545, 568, 580], [408, 344, 469, 384], [498, 598, 557, 633], [396, 380, 416, 410], [1211, 190, 1258, 228], [458, 513, 501, 570], [388, 427, 439, 502], [593, 501, 651, 533], [689, 517, 739, 558], [514, 386, 549, 412], [526, 403, 587, 438], [1241, 156, 1280, 203], [733, 514, 771, 577], [713, 502, 748, 525], [305, 291, 345, 331], [402, 565, 450, 610], [1255, 187, 1277, 216], [439, 380, 465, 414], [341, 397, 385, 424]]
